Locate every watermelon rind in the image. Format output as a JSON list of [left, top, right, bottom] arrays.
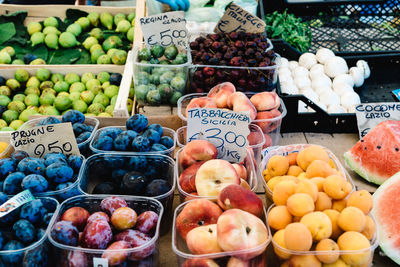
[[372, 171, 400, 265], [344, 151, 386, 185]]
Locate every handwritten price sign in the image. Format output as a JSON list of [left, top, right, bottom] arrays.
[[187, 108, 250, 163], [139, 11, 188, 48], [11, 123, 80, 158]]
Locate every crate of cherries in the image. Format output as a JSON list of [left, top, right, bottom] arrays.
[[189, 32, 278, 93]]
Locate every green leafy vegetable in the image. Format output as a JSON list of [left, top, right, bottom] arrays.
[[74, 49, 91, 64], [0, 22, 16, 45], [48, 48, 81, 64]]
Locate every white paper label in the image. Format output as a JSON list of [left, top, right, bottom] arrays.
[[11, 123, 80, 158], [93, 257, 108, 267], [355, 102, 400, 138], [187, 108, 250, 163], [0, 190, 35, 218], [139, 11, 188, 48]]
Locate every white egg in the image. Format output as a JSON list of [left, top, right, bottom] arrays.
[[280, 79, 295, 89], [324, 56, 349, 78], [341, 91, 361, 110], [319, 91, 340, 106], [294, 76, 312, 90], [350, 66, 365, 87], [299, 53, 317, 69], [293, 66, 309, 78], [333, 74, 354, 88], [279, 67, 292, 77], [288, 61, 299, 71], [303, 89, 319, 103], [316, 48, 335, 64], [280, 57, 289, 69], [327, 104, 347, 113], [314, 86, 333, 96], [332, 82, 354, 96], [311, 75, 332, 91], [309, 64, 325, 80]]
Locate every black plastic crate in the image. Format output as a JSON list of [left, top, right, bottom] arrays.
[[272, 40, 400, 133], [263, 0, 400, 55]]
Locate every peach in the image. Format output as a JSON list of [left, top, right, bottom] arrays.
[[218, 184, 263, 217], [337, 231, 371, 266], [346, 190, 373, 215], [272, 180, 297, 205], [179, 161, 205, 193], [182, 259, 219, 267], [310, 177, 326, 192], [323, 175, 352, 200], [338, 207, 366, 232], [286, 152, 298, 166], [315, 239, 339, 264], [297, 145, 330, 171], [288, 255, 322, 267], [323, 209, 343, 240], [227, 92, 257, 120], [361, 215, 376, 240], [176, 199, 223, 240], [295, 179, 319, 202], [284, 222, 313, 251], [207, 82, 236, 108], [263, 133, 272, 148], [255, 109, 282, 133], [217, 209, 268, 260], [306, 160, 337, 178], [186, 224, 222, 254], [226, 257, 250, 267], [267, 205, 292, 230], [232, 163, 247, 180], [272, 229, 291, 259], [267, 155, 289, 177], [195, 159, 240, 197], [186, 97, 217, 117], [179, 140, 218, 169], [247, 130, 263, 147], [286, 193, 315, 217], [332, 199, 347, 212], [287, 165, 303, 176], [315, 192, 333, 211], [240, 178, 251, 190], [250, 91, 280, 111], [300, 211, 332, 241]]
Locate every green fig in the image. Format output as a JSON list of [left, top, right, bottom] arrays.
[[76, 17, 91, 30], [51, 73, 64, 84], [0, 52, 11, 64], [83, 36, 98, 50], [27, 22, 42, 35], [8, 100, 26, 113], [45, 33, 59, 49], [42, 88, 56, 96], [39, 93, 55, 106], [72, 99, 87, 113], [6, 79, 20, 91], [97, 54, 111, 64], [105, 105, 115, 116], [127, 12, 136, 22], [36, 68, 51, 81], [12, 59, 24, 65], [54, 81, 69, 93], [2, 110, 18, 124], [0, 86, 11, 97], [14, 69, 29, 83], [100, 12, 113, 30], [86, 79, 101, 91], [90, 44, 103, 54], [0, 120, 7, 128], [19, 109, 39, 122], [9, 120, 24, 130], [43, 16, 58, 28], [24, 94, 40, 107], [116, 20, 131, 33], [69, 82, 85, 93], [25, 87, 40, 96], [110, 95, 118, 106], [69, 91, 81, 102], [1, 46, 15, 57], [43, 26, 61, 35], [111, 50, 127, 65], [54, 95, 72, 111], [31, 32, 45, 47], [102, 36, 122, 51], [87, 103, 105, 115], [40, 81, 54, 90], [91, 49, 105, 64], [65, 73, 80, 84], [87, 12, 100, 27], [13, 94, 25, 102], [98, 112, 112, 117], [59, 32, 79, 48], [27, 77, 40, 88], [89, 28, 104, 41], [127, 98, 133, 113], [30, 58, 46, 65], [66, 23, 82, 37], [102, 81, 110, 89], [0, 95, 10, 106], [82, 72, 95, 85], [104, 85, 119, 98], [114, 13, 126, 26], [106, 48, 118, 57], [97, 72, 110, 84], [127, 27, 134, 42], [80, 90, 94, 104]]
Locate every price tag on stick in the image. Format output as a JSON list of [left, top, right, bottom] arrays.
[[187, 108, 250, 163], [214, 3, 266, 33], [139, 11, 188, 48], [11, 123, 80, 158]]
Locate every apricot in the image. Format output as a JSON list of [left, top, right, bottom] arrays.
[[337, 231, 371, 266], [284, 222, 313, 251], [286, 193, 315, 217], [286, 152, 298, 166], [361, 215, 376, 240], [287, 165, 303, 176], [322, 259, 351, 267], [272, 180, 297, 205], [288, 255, 322, 267], [300, 212, 332, 241], [268, 205, 292, 230], [332, 199, 347, 212], [338, 207, 366, 232], [295, 179, 319, 202], [297, 172, 307, 180], [262, 169, 272, 182], [310, 177, 326, 192], [315, 192, 333, 211], [306, 160, 337, 178], [267, 155, 289, 177], [323, 209, 343, 240], [297, 145, 330, 171], [267, 176, 298, 192], [346, 190, 373, 215], [323, 175, 352, 200], [315, 239, 340, 264], [272, 229, 291, 259]]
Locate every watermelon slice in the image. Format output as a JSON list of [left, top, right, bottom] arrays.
[[372, 172, 400, 264], [344, 120, 400, 185]]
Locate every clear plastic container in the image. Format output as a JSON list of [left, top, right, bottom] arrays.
[[89, 126, 176, 157], [175, 146, 258, 203], [132, 44, 192, 106], [266, 204, 379, 266], [172, 198, 271, 266], [0, 197, 59, 267], [19, 116, 100, 157], [48, 195, 163, 267], [0, 134, 13, 159], [261, 144, 356, 200], [177, 92, 287, 148], [78, 153, 175, 235]]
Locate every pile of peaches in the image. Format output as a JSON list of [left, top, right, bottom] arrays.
[[185, 82, 283, 147], [263, 145, 377, 266], [177, 140, 253, 200]]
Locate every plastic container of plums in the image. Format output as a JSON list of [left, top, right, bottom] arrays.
[[172, 198, 271, 266], [0, 197, 59, 267], [20, 116, 99, 157], [177, 93, 287, 148], [175, 147, 258, 203], [261, 144, 356, 200], [89, 126, 176, 157], [48, 195, 163, 267], [266, 204, 379, 266], [77, 153, 175, 235]]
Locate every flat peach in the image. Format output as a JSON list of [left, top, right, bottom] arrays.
[[255, 109, 282, 133], [250, 91, 280, 111], [207, 82, 236, 108], [179, 140, 218, 169], [227, 92, 257, 120], [186, 97, 217, 117]]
